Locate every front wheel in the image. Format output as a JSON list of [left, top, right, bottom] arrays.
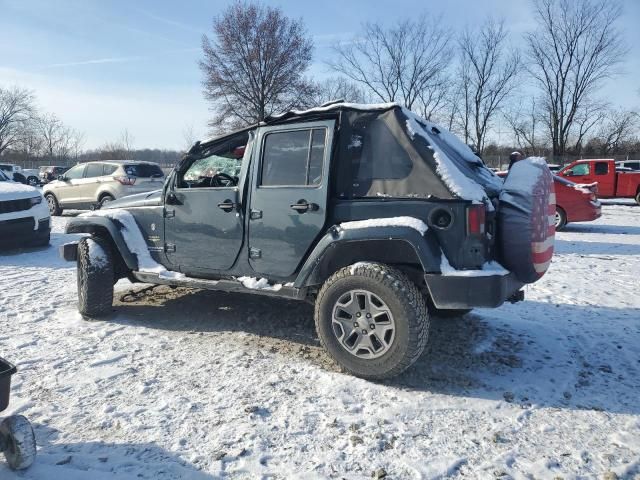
[[77, 237, 114, 318], [45, 194, 62, 216], [0, 415, 36, 470], [315, 262, 429, 380], [635, 191, 640, 206], [27, 176, 38, 187]]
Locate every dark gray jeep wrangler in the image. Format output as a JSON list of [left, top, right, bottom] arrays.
[[61, 102, 555, 379]]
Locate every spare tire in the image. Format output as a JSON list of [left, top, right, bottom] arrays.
[[497, 158, 555, 284]]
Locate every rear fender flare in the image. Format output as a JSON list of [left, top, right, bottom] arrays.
[[294, 225, 440, 288], [66, 216, 138, 270]]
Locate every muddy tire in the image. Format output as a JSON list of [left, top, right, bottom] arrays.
[[0, 415, 36, 470], [45, 193, 62, 216], [77, 236, 114, 318], [315, 262, 429, 380]]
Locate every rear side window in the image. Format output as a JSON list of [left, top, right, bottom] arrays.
[[124, 163, 164, 177], [103, 164, 118, 175], [594, 162, 608, 175], [84, 163, 103, 178], [260, 128, 326, 186]]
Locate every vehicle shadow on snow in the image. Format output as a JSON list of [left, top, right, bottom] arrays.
[[562, 223, 640, 235], [554, 239, 640, 255], [109, 286, 640, 415], [0, 424, 215, 479]]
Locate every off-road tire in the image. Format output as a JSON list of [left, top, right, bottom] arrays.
[[77, 236, 114, 318], [315, 262, 429, 380], [0, 415, 36, 470], [45, 193, 62, 216], [554, 207, 567, 231]]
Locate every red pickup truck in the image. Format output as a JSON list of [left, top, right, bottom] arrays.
[[558, 159, 640, 205]]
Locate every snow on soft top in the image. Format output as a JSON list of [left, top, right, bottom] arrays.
[[270, 101, 399, 119], [403, 108, 489, 203], [339, 216, 428, 235], [440, 252, 509, 277]]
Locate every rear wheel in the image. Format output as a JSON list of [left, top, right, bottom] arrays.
[[635, 190, 640, 206], [554, 207, 567, 231], [77, 236, 114, 318], [99, 194, 115, 208], [27, 176, 38, 187], [315, 262, 429, 380], [45, 194, 62, 216], [0, 415, 36, 470]]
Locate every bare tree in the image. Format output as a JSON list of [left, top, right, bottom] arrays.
[[69, 130, 86, 162], [504, 97, 544, 156], [120, 128, 135, 158], [200, 2, 314, 131], [0, 86, 36, 156], [329, 16, 452, 110], [457, 19, 520, 153], [182, 122, 198, 152], [308, 77, 368, 105], [595, 108, 640, 155], [37, 113, 74, 161], [570, 100, 608, 155], [526, 0, 627, 158]]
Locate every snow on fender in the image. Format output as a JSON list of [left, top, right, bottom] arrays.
[[497, 158, 555, 283]]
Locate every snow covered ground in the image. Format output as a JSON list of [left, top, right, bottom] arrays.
[[0, 205, 639, 479]]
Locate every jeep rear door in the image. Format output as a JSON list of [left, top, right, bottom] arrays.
[[248, 120, 334, 277]]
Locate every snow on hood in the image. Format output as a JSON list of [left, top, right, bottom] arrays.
[[0, 180, 41, 201]]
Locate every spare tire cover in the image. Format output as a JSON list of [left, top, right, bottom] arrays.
[[497, 158, 555, 283]]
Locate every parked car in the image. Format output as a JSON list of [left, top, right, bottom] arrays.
[[615, 160, 640, 171], [0, 169, 50, 248], [0, 164, 39, 186], [39, 165, 70, 184], [43, 160, 165, 215], [558, 159, 640, 205], [497, 171, 601, 230], [61, 103, 555, 379]]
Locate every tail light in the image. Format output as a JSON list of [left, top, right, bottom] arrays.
[[467, 204, 486, 235], [114, 176, 136, 186]]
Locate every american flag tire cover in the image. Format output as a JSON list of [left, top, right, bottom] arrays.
[[497, 158, 555, 284]]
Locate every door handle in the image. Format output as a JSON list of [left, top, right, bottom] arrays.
[[290, 200, 318, 213], [217, 199, 237, 212]]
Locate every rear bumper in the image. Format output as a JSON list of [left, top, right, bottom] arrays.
[[425, 272, 525, 309]]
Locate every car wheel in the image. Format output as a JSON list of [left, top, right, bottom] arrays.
[[99, 194, 115, 207], [0, 415, 36, 470], [77, 236, 114, 319], [315, 262, 429, 380], [554, 207, 567, 231], [27, 176, 38, 187], [45, 194, 62, 216], [635, 190, 640, 206]]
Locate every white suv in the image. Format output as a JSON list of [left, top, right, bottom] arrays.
[[43, 160, 165, 215], [0, 170, 50, 248]]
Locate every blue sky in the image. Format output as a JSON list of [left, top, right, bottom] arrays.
[[1, 0, 638, 150]]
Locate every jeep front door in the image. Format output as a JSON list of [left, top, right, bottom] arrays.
[[249, 121, 334, 277], [163, 131, 251, 272]]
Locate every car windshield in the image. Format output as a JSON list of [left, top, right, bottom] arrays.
[[123, 163, 164, 177], [0, 165, 12, 172]]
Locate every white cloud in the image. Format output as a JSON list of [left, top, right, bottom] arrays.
[[0, 67, 209, 150]]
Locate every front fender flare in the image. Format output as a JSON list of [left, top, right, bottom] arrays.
[[65, 216, 138, 270], [294, 225, 440, 288]]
